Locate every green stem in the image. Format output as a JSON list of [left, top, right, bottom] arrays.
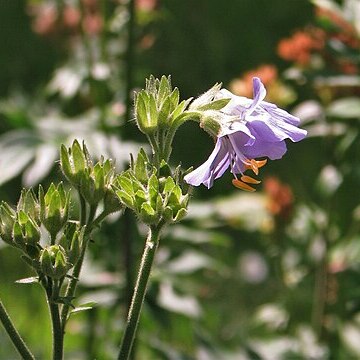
[[46, 281, 63, 360], [60, 204, 97, 332], [117, 224, 162, 360], [0, 299, 35, 360]]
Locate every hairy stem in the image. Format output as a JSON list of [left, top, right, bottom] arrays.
[[46, 281, 63, 360], [60, 202, 97, 332], [117, 224, 162, 360], [0, 299, 35, 360]]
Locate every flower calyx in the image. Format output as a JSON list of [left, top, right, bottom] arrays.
[[39, 182, 70, 240], [135, 75, 192, 135], [39, 245, 70, 280], [113, 151, 188, 226]]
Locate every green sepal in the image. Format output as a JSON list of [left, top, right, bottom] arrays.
[[60, 144, 73, 182], [140, 202, 158, 224], [40, 245, 69, 279], [0, 201, 16, 245], [134, 149, 150, 184], [148, 174, 159, 207], [72, 140, 87, 175], [197, 98, 231, 111], [173, 208, 187, 223], [158, 96, 172, 128], [115, 190, 135, 209]]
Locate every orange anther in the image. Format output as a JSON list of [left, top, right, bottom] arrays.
[[255, 159, 267, 168], [232, 179, 256, 192], [241, 175, 261, 184]]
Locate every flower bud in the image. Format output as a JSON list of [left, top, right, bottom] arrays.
[[135, 90, 158, 135], [60, 140, 92, 187], [39, 183, 70, 238], [17, 189, 40, 225], [13, 210, 41, 247], [80, 158, 115, 206], [59, 221, 84, 266], [0, 201, 16, 245], [40, 245, 69, 279], [135, 75, 191, 135]]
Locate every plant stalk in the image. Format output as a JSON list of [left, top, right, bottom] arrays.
[[117, 225, 162, 360], [0, 298, 35, 360], [46, 282, 63, 360]]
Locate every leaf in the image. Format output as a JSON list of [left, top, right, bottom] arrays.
[[15, 276, 39, 284]]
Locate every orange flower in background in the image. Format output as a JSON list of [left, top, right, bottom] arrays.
[[135, 0, 158, 11], [30, 4, 57, 36], [63, 6, 81, 30], [277, 30, 325, 65], [229, 65, 295, 106], [229, 65, 278, 98], [264, 177, 294, 221]]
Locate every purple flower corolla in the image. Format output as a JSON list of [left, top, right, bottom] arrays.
[[184, 77, 307, 190]]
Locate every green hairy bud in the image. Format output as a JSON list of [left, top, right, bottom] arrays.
[[17, 189, 40, 225], [60, 140, 92, 188], [135, 75, 193, 135], [59, 221, 84, 267], [0, 201, 17, 245], [80, 157, 116, 206], [13, 210, 41, 247], [39, 183, 70, 239], [40, 245, 69, 279]]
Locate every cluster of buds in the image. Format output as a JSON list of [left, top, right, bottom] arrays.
[[113, 149, 189, 226], [0, 186, 83, 280], [60, 140, 122, 213], [135, 75, 192, 136]]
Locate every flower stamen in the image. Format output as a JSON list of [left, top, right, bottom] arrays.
[[240, 175, 261, 184], [232, 179, 256, 192]]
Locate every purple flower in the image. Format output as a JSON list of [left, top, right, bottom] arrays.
[[184, 77, 307, 191]]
